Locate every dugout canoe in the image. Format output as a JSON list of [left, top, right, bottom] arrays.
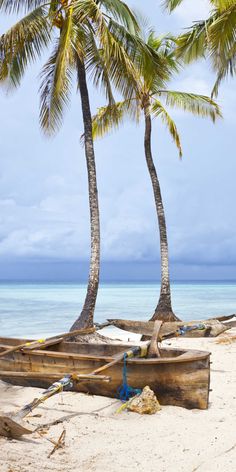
[[0, 336, 211, 409]]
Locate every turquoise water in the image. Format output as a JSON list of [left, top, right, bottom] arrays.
[[0, 282, 235, 338]]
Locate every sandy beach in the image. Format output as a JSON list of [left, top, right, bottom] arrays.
[[0, 332, 235, 472]]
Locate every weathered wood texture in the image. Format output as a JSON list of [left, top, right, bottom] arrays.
[[107, 318, 231, 338], [0, 416, 34, 438], [0, 337, 210, 410], [148, 321, 162, 358], [0, 327, 95, 358]]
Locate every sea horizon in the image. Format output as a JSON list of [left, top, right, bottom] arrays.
[[0, 279, 236, 284], [0, 281, 235, 339]]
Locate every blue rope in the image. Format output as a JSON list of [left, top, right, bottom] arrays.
[[178, 323, 205, 336], [117, 353, 141, 401]]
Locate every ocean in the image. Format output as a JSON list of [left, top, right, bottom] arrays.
[[0, 282, 235, 339]]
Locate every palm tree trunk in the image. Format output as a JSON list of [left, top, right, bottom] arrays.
[[144, 106, 179, 322], [70, 59, 100, 330]]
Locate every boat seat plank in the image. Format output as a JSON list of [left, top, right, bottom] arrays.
[[21, 349, 115, 362], [24, 338, 63, 350]]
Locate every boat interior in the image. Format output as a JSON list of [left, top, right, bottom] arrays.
[[0, 336, 205, 361]]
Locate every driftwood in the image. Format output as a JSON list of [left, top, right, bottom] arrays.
[[107, 318, 235, 338]]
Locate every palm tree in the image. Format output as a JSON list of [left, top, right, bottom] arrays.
[[0, 0, 153, 330], [92, 33, 221, 322], [164, 0, 236, 96]]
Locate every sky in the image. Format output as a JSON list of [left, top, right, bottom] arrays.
[[0, 0, 235, 282]]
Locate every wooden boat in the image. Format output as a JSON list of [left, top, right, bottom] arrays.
[[0, 336, 211, 410]]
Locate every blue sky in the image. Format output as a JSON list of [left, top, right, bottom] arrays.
[[0, 0, 235, 281]]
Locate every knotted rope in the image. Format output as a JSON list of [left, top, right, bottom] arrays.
[[117, 345, 148, 401]]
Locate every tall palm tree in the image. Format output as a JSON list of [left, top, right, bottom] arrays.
[[92, 33, 221, 322], [164, 0, 236, 96], [0, 0, 154, 330]]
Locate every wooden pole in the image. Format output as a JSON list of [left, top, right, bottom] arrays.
[[148, 321, 162, 358], [0, 327, 95, 358], [0, 371, 111, 382]]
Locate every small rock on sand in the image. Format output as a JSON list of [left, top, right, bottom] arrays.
[[127, 386, 161, 415]]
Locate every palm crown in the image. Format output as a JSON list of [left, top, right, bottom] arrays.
[[0, 0, 160, 133], [164, 0, 236, 96], [92, 32, 221, 158]]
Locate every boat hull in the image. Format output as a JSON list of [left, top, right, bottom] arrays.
[[0, 337, 211, 409]]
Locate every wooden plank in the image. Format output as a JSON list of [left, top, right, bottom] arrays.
[[0, 345, 210, 368], [21, 350, 114, 361], [25, 338, 63, 350], [0, 371, 111, 382]]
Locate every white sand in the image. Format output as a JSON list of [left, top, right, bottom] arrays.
[[0, 332, 235, 472]]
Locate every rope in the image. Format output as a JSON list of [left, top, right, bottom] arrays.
[[117, 353, 141, 401], [25, 338, 45, 347], [117, 325, 205, 402], [178, 323, 205, 336]]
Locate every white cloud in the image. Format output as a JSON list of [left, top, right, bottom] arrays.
[[172, 0, 210, 25], [0, 0, 235, 275]]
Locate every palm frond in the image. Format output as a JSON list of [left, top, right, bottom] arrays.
[[101, 19, 145, 99], [96, 0, 139, 34], [209, 4, 236, 71], [0, 0, 48, 15], [73, 0, 168, 100], [39, 10, 74, 135], [73, 1, 143, 99], [157, 90, 222, 122], [72, 0, 139, 33], [0, 6, 51, 87], [213, 1, 236, 13], [151, 99, 182, 158], [175, 2, 236, 92], [84, 28, 115, 105], [162, 0, 183, 12], [176, 19, 213, 63], [211, 46, 236, 95], [102, 20, 177, 101], [92, 100, 139, 139], [163, 0, 235, 12]]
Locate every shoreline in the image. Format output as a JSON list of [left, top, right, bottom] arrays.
[[0, 331, 235, 472]]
